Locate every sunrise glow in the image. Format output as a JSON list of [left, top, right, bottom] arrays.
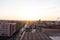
[[0, 0, 60, 21]]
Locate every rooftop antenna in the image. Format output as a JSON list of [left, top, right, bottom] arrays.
[[55, 17, 60, 24], [57, 17, 60, 21]]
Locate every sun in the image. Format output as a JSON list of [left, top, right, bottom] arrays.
[[21, 12, 39, 20], [21, 13, 39, 20], [19, 7, 41, 20]]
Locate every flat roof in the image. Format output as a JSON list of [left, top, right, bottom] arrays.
[[0, 22, 16, 24]]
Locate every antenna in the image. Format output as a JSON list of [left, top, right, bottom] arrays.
[[57, 17, 60, 21], [55, 17, 60, 24]]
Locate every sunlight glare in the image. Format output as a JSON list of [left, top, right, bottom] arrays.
[[20, 7, 41, 20]]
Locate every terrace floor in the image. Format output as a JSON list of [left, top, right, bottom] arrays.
[[44, 32, 60, 40], [21, 30, 52, 40]]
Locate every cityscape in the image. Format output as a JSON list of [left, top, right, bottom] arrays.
[[0, 0, 60, 40], [0, 20, 60, 40]]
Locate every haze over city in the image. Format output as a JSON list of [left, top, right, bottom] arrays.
[[0, 0, 60, 20], [0, 0, 60, 40]]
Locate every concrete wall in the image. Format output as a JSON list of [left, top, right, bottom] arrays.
[[42, 29, 60, 32]]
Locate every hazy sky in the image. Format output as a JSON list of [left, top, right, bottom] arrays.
[[0, 0, 60, 20]]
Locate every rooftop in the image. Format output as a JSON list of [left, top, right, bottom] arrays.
[[21, 30, 52, 40]]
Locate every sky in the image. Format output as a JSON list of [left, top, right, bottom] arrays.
[[0, 0, 60, 20]]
